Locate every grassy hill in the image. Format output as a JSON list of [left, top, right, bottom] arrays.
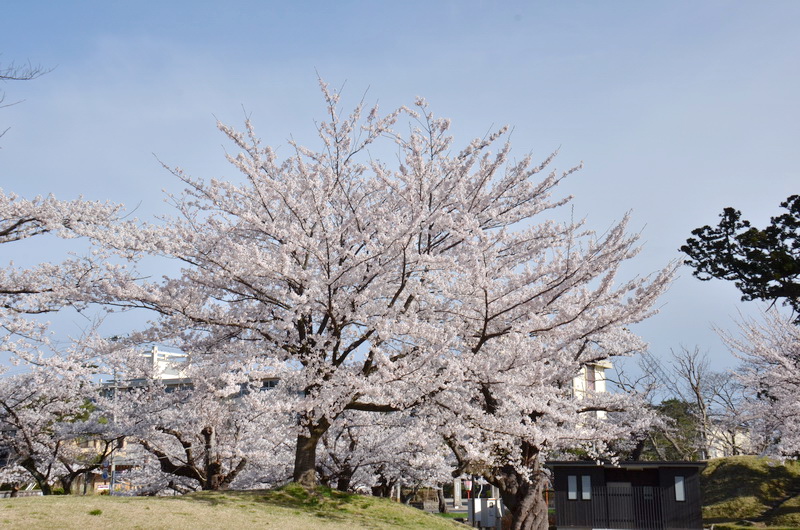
[[10, 457, 800, 530], [0, 484, 465, 529], [702, 455, 800, 529]]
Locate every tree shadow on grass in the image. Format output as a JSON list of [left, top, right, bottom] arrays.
[[702, 457, 800, 526], [703, 457, 800, 506]]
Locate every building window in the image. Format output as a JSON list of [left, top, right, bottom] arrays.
[[585, 367, 596, 391], [675, 475, 686, 502], [567, 475, 592, 500], [581, 475, 591, 500], [568, 475, 577, 500]]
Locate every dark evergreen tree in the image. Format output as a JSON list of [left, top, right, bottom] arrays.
[[642, 399, 705, 461], [681, 195, 800, 320]]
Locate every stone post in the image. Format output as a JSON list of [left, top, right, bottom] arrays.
[[453, 478, 462, 508]]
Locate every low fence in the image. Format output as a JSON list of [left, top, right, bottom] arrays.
[[0, 491, 43, 498]]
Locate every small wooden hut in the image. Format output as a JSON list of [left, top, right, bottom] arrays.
[[548, 461, 705, 530]]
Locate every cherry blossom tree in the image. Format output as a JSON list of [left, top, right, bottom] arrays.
[[0, 190, 121, 320], [424, 206, 672, 529], [0, 190, 122, 493], [722, 310, 800, 458], [316, 410, 452, 494], [88, 83, 673, 529], [0, 190, 121, 365], [98, 348, 294, 493], [0, 351, 115, 494], [89, 86, 461, 488]]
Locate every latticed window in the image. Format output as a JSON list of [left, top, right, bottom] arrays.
[[585, 366, 596, 391]]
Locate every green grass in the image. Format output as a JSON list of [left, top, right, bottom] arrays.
[[18, 459, 800, 530], [703, 524, 800, 530], [702, 455, 800, 528], [0, 484, 466, 529]]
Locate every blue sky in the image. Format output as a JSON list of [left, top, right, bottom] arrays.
[[2, 1, 799, 371]]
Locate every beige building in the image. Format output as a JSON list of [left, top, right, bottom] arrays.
[[572, 360, 613, 397]]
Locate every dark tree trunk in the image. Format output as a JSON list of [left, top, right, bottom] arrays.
[[293, 434, 319, 487], [58, 463, 108, 496], [204, 461, 223, 490], [502, 479, 548, 530], [400, 485, 418, 504], [371, 481, 393, 498], [167, 480, 194, 495], [20, 457, 52, 495], [630, 437, 647, 460], [493, 462, 549, 530], [60, 475, 75, 495], [336, 474, 351, 492], [202, 426, 220, 490], [293, 417, 330, 488], [370, 470, 397, 498], [217, 458, 247, 491], [140, 428, 244, 492], [335, 465, 353, 492], [437, 486, 448, 513]]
